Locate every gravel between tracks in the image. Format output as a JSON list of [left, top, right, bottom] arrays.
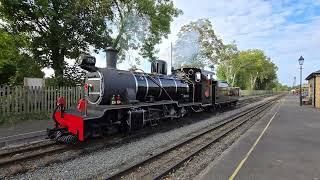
[[167, 103, 277, 179], [9, 96, 276, 179]]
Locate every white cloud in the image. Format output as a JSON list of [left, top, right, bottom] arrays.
[[43, 0, 320, 85], [157, 0, 320, 85]]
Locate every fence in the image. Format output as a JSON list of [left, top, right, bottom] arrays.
[[0, 86, 278, 121], [0, 86, 83, 117], [240, 90, 274, 96]]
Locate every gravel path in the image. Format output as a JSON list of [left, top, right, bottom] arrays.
[[10, 96, 275, 179]]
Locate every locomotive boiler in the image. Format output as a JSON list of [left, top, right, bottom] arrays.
[[47, 47, 239, 143], [85, 49, 189, 105]]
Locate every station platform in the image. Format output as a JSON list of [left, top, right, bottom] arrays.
[[199, 95, 320, 180]]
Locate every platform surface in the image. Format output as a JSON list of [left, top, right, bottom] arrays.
[[199, 95, 320, 180]]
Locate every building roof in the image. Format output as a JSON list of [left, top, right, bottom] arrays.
[[306, 70, 320, 80]]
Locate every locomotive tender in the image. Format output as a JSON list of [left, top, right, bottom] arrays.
[[48, 48, 239, 143]]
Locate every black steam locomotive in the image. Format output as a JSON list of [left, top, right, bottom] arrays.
[[48, 48, 239, 143]]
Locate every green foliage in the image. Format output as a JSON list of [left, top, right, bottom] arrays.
[[111, 0, 182, 62], [10, 54, 44, 85], [0, 0, 112, 85], [0, 0, 181, 86], [45, 63, 85, 86], [0, 28, 43, 85], [0, 62, 16, 85], [0, 112, 50, 125], [216, 43, 240, 86], [172, 19, 278, 91], [0, 28, 19, 84], [173, 18, 223, 68], [217, 48, 278, 90]]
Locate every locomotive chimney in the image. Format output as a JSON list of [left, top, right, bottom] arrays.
[[105, 47, 118, 69]]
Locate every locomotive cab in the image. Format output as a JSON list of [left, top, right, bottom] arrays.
[[173, 68, 215, 104]]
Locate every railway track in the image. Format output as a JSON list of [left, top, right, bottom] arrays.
[[0, 140, 70, 168], [0, 94, 279, 178], [0, 130, 47, 148], [0, 94, 271, 149], [237, 94, 272, 107], [104, 95, 283, 180]]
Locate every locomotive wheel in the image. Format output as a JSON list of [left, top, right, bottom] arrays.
[[119, 121, 130, 134], [90, 124, 103, 138]]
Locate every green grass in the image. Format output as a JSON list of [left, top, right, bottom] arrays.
[[0, 112, 51, 125]]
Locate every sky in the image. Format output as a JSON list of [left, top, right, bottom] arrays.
[[156, 0, 320, 86], [45, 0, 320, 86]]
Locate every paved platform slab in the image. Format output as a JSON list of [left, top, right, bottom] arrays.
[[199, 95, 320, 180]]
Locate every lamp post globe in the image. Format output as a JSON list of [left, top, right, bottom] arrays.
[[298, 56, 304, 66], [298, 56, 304, 106]]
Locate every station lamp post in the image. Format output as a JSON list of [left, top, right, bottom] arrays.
[[298, 56, 304, 106]]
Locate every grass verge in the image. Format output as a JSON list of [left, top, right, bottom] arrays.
[[0, 112, 51, 125]]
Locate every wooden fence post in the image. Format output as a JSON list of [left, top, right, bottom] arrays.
[[0, 86, 82, 117]]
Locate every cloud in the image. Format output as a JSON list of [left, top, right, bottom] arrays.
[[157, 0, 320, 85], [42, 0, 318, 86]]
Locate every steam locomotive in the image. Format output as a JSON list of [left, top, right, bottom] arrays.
[[47, 48, 239, 143]]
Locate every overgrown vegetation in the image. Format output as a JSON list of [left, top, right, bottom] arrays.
[[0, 29, 44, 85], [173, 19, 223, 68], [0, 1, 286, 89], [0, 112, 50, 125], [172, 19, 282, 90], [217, 48, 278, 90], [0, 0, 181, 86]]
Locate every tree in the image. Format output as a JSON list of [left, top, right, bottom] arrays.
[[46, 63, 85, 86], [216, 43, 243, 87], [0, 0, 112, 85], [9, 54, 44, 85], [255, 57, 277, 90], [173, 18, 223, 69], [239, 50, 277, 90], [0, 29, 17, 84], [0, 0, 181, 86], [110, 0, 182, 62], [240, 50, 266, 90], [217, 48, 278, 90], [173, 30, 202, 68], [0, 28, 43, 85]]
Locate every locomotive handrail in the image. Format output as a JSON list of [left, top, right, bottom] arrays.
[[191, 105, 203, 112], [130, 68, 175, 101], [175, 71, 195, 103]]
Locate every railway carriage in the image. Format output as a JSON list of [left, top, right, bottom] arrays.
[[48, 47, 239, 143]]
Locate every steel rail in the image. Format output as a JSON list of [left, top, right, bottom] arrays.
[[105, 94, 283, 180], [153, 98, 277, 179], [0, 130, 47, 148], [0, 142, 70, 167], [0, 94, 280, 172], [0, 94, 268, 149], [0, 140, 54, 158]]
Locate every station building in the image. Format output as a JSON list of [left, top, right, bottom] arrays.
[[306, 70, 320, 108]]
